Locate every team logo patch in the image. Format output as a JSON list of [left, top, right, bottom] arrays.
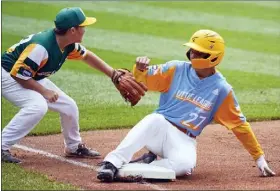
[[148, 65, 159, 75], [19, 67, 32, 77], [151, 65, 158, 70], [192, 37, 198, 42]]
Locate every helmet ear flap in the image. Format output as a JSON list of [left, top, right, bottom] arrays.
[[186, 49, 191, 61]]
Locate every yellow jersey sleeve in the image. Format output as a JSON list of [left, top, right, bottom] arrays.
[[232, 122, 264, 160], [214, 90, 264, 160], [214, 91, 245, 129], [67, 43, 88, 60], [10, 43, 48, 80], [132, 63, 176, 92]]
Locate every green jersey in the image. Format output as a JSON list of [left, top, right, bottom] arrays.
[[1, 29, 87, 81]]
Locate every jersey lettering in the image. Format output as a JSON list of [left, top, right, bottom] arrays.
[[181, 113, 207, 130]]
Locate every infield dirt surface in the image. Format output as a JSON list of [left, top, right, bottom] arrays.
[[12, 120, 280, 190]]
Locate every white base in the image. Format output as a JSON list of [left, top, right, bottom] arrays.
[[116, 163, 176, 180]]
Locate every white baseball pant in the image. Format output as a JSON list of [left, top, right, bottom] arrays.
[[1, 67, 82, 152], [104, 113, 197, 176]]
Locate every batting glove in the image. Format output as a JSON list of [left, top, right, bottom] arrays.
[[256, 155, 276, 177], [136, 56, 150, 71]]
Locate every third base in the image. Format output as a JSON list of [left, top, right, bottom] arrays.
[[116, 163, 176, 180]]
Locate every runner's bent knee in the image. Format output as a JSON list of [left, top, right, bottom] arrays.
[[143, 113, 167, 126]]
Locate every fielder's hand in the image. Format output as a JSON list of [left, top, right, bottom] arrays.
[[136, 56, 150, 71], [111, 69, 147, 106], [42, 89, 59, 103], [256, 155, 276, 177]]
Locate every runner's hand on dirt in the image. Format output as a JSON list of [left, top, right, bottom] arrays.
[[256, 155, 276, 177]]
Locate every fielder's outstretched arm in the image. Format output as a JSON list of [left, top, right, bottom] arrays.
[[67, 43, 147, 106], [82, 51, 114, 78], [66, 43, 114, 78]]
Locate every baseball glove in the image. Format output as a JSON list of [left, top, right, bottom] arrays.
[[111, 69, 147, 106]]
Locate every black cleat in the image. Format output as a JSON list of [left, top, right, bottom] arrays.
[[1, 150, 21, 163], [97, 161, 118, 182], [65, 143, 100, 158], [130, 151, 157, 164]]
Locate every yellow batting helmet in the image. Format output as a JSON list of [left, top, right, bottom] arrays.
[[183, 29, 225, 69]]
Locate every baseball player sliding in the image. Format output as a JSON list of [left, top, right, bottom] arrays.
[[1, 7, 146, 163], [97, 29, 275, 182]]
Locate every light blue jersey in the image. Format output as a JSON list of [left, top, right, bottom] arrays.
[[134, 60, 246, 137], [156, 60, 236, 136]]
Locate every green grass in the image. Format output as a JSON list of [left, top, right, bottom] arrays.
[[1, 32, 165, 74], [1, 163, 79, 190], [220, 69, 280, 90], [1, 98, 155, 135], [2, 92, 279, 136], [136, 1, 280, 21], [242, 103, 280, 121], [2, 2, 280, 54], [2, 32, 280, 135]]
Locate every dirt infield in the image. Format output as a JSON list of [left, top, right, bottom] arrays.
[[11, 120, 280, 190]]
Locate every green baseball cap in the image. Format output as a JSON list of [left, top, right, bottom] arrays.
[[54, 7, 96, 30]]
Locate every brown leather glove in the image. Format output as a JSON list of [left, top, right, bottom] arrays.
[[111, 69, 147, 106]]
